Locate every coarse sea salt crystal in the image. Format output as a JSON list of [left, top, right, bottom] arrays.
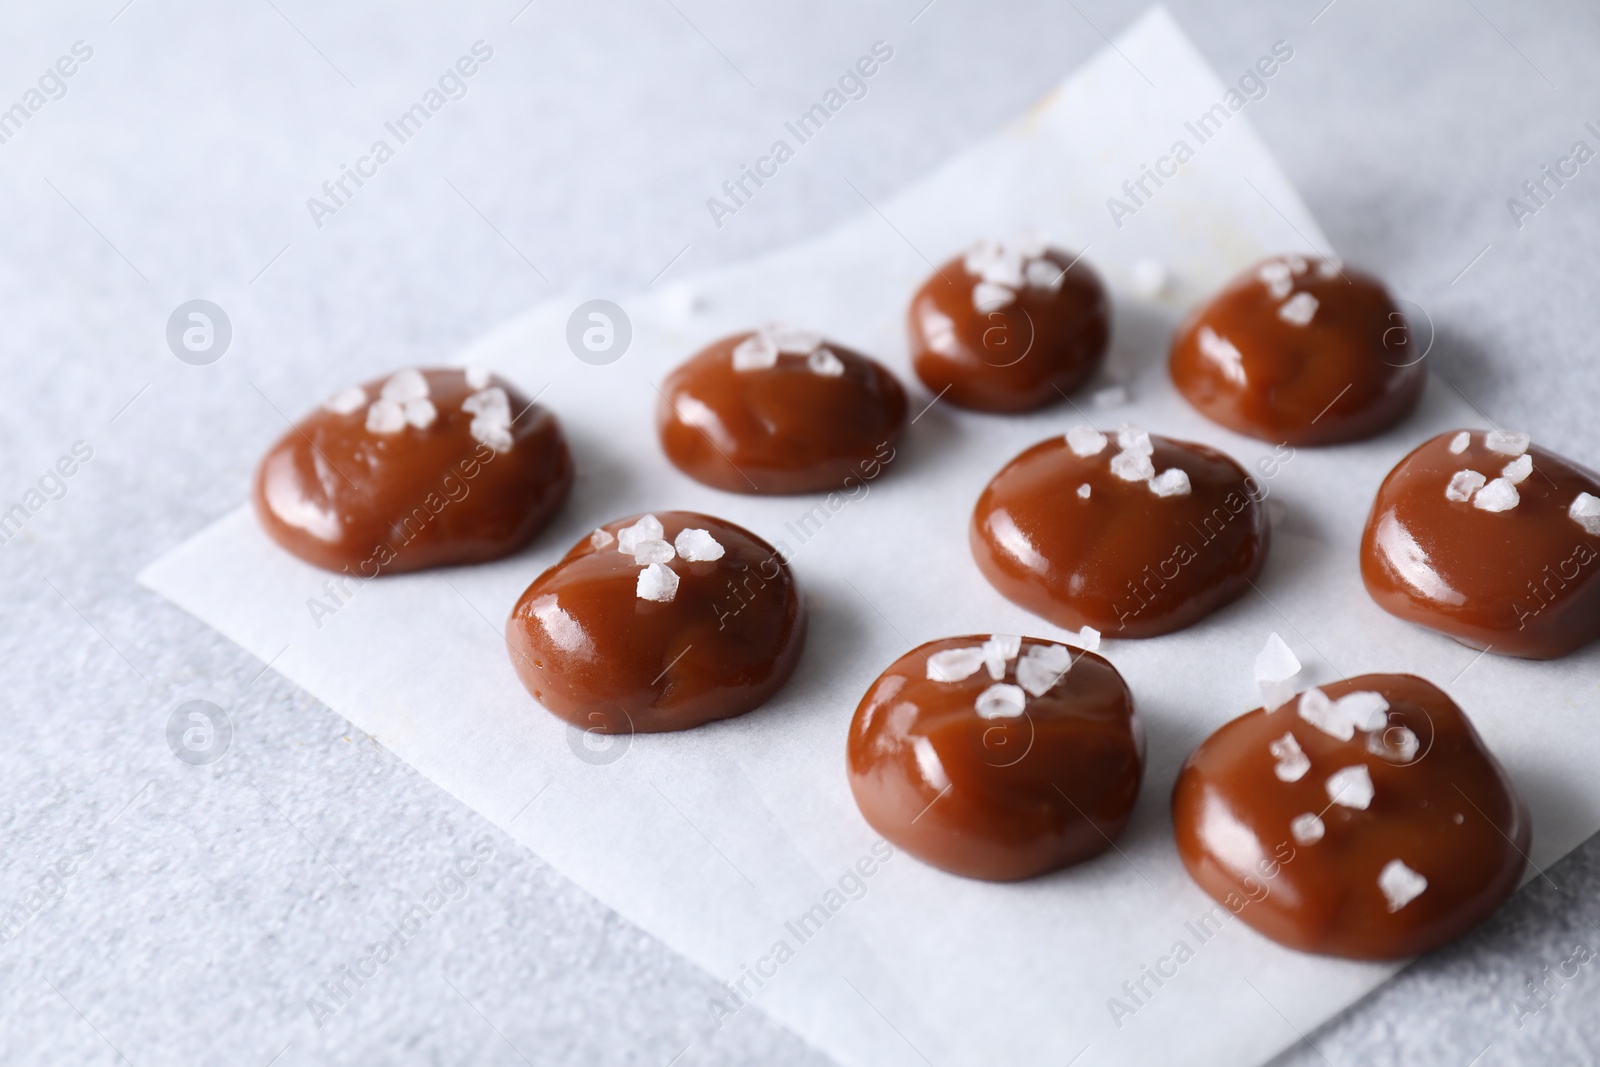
[[1277, 292, 1319, 327], [1116, 426, 1153, 455], [1011, 231, 1049, 259], [1256, 632, 1301, 711], [973, 281, 1015, 311], [636, 562, 679, 603], [1445, 470, 1486, 503], [1024, 258, 1064, 291], [325, 386, 366, 415], [463, 386, 514, 452], [1368, 725, 1420, 764], [1448, 431, 1470, 454], [1317, 257, 1342, 278], [464, 365, 492, 389], [732, 333, 779, 371], [365, 398, 406, 434], [1016, 643, 1073, 696], [1473, 477, 1520, 512], [1198, 325, 1246, 386], [1064, 626, 1100, 652], [1258, 261, 1294, 300], [1570, 492, 1600, 536], [927, 646, 986, 683], [617, 514, 665, 556], [1337, 690, 1390, 732], [975, 682, 1027, 720], [1131, 259, 1169, 299], [1269, 732, 1310, 782], [1484, 429, 1530, 456], [1501, 453, 1533, 485], [981, 634, 1022, 679], [590, 528, 615, 550], [462, 386, 510, 419], [1077, 483, 1092, 500], [1378, 859, 1427, 911], [1326, 765, 1374, 809], [1291, 813, 1325, 845], [807, 348, 845, 377], [1066, 425, 1108, 457], [1298, 687, 1353, 741], [674, 528, 725, 562], [380, 368, 429, 403], [1148, 468, 1191, 497], [471, 420, 514, 452], [765, 323, 823, 355], [963, 239, 1003, 275], [632, 539, 676, 566], [404, 398, 438, 429], [1285, 254, 1308, 274], [1110, 450, 1155, 483], [979, 251, 1026, 289]]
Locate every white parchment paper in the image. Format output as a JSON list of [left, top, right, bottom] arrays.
[[140, 9, 1600, 1065]]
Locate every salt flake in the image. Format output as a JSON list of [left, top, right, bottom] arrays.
[[981, 634, 1022, 680], [807, 348, 845, 377], [1448, 431, 1470, 454], [1473, 477, 1520, 513], [1269, 732, 1310, 782], [1445, 470, 1486, 503], [1570, 492, 1600, 536], [380, 369, 429, 404], [1148, 468, 1191, 497], [1378, 859, 1427, 911], [927, 647, 986, 683], [973, 282, 1015, 311], [365, 399, 406, 434], [632, 539, 676, 566], [732, 333, 779, 371], [974, 683, 1027, 720], [1016, 644, 1073, 697], [1326, 765, 1374, 809], [1110, 450, 1155, 483], [1484, 430, 1530, 457], [1277, 292, 1319, 326], [617, 515, 665, 556], [1291, 813, 1325, 845], [1298, 687, 1353, 741], [636, 562, 680, 603], [1066, 425, 1108, 457], [674, 528, 725, 562], [1501, 453, 1533, 485], [325, 386, 366, 415]]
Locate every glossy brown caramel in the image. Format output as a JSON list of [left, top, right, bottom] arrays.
[[970, 430, 1270, 638], [506, 511, 806, 733], [1170, 255, 1424, 445], [253, 368, 571, 575], [1173, 674, 1528, 960], [908, 246, 1110, 413], [656, 330, 906, 494], [1360, 430, 1600, 659], [847, 636, 1142, 881]]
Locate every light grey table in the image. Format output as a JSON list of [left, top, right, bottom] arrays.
[[1, 0, 1596, 1063]]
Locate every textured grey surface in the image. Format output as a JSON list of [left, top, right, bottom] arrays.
[[0, 0, 1597, 1064]]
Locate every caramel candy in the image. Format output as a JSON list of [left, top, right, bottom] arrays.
[[506, 511, 806, 733], [1173, 673, 1528, 960], [908, 238, 1110, 412], [971, 426, 1270, 637], [656, 325, 906, 494], [1170, 255, 1424, 445], [1361, 429, 1600, 659], [253, 367, 572, 575], [847, 635, 1142, 881]]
